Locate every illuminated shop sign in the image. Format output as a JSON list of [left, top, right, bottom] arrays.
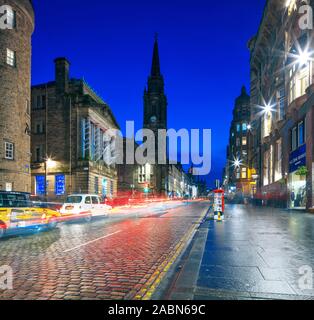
[[289, 144, 306, 173], [36, 176, 45, 195], [55, 175, 65, 196]]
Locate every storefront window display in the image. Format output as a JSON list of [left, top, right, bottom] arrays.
[[289, 171, 307, 209]]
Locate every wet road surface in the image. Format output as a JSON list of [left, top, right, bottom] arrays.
[[0, 202, 208, 300]]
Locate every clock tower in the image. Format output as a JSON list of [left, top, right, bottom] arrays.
[[144, 37, 168, 133], [142, 37, 168, 196]]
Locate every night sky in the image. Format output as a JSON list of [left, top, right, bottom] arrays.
[[31, 0, 266, 187]]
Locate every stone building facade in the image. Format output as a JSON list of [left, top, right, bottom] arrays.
[[0, 0, 34, 192], [31, 58, 119, 200], [249, 0, 314, 209], [225, 86, 255, 200]]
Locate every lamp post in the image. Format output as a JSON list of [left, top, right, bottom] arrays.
[[44, 157, 55, 203]]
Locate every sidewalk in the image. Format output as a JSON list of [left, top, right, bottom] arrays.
[[163, 205, 314, 300]]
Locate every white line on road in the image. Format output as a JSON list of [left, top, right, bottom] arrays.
[[64, 230, 122, 253]]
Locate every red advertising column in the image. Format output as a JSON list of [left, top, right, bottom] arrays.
[[214, 189, 225, 221]]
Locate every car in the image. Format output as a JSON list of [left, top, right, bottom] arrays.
[[0, 191, 61, 239], [60, 194, 112, 220]]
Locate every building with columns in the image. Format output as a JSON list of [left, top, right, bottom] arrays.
[[31, 58, 119, 200]]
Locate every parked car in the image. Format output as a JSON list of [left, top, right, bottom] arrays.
[[60, 194, 112, 220], [0, 191, 61, 238]]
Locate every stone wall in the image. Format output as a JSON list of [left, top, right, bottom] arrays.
[[0, 0, 34, 192]]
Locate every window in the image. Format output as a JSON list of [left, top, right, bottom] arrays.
[[236, 168, 240, 179], [5, 142, 14, 160], [241, 168, 247, 179], [263, 111, 272, 138], [299, 73, 309, 96], [242, 137, 247, 146], [92, 196, 99, 205], [102, 178, 107, 196], [94, 176, 99, 194], [298, 121, 305, 146], [6, 49, 16, 67], [5, 182, 12, 192], [5, 7, 16, 29], [138, 165, 146, 183], [288, 61, 311, 105], [275, 139, 282, 182], [236, 124, 241, 132], [35, 120, 45, 134], [242, 123, 247, 132], [291, 127, 297, 151], [270, 145, 274, 184], [291, 120, 306, 152], [236, 138, 240, 147], [36, 96, 41, 109], [110, 180, 114, 196], [42, 95, 47, 109], [264, 150, 270, 186], [85, 196, 92, 204], [35, 145, 44, 162], [277, 87, 285, 121], [66, 196, 82, 204]]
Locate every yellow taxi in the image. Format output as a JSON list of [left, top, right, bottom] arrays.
[[0, 191, 61, 238]]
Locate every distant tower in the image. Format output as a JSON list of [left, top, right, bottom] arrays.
[[143, 37, 168, 195], [144, 36, 168, 133], [0, 0, 35, 192]]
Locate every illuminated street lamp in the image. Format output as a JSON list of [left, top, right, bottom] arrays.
[[44, 156, 55, 202], [294, 48, 313, 85], [46, 158, 56, 169], [232, 157, 242, 169], [297, 50, 311, 67], [260, 101, 276, 115]]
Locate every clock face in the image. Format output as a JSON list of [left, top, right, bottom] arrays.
[[150, 116, 157, 123]]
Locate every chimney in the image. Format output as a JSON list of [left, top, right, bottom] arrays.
[[54, 57, 70, 95]]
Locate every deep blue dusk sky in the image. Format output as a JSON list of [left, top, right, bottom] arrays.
[[31, 0, 266, 187]]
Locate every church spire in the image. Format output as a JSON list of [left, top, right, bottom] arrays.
[[151, 35, 161, 77]]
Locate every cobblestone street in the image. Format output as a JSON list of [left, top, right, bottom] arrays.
[[0, 202, 208, 300]]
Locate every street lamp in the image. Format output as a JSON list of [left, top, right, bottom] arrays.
[[44, 156, 55, 202], [295, 48, 313, 85], [232, 157, 242, 169], [46, 158, 56, 169], [297, 50, 311, 67], [260, 101, 276, 115]]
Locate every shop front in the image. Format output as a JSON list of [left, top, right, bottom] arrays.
[[288, 144, 307, 209]]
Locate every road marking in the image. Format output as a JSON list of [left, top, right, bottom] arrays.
[[64, 230, 121, 253], [135, 205, 209, 300]]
